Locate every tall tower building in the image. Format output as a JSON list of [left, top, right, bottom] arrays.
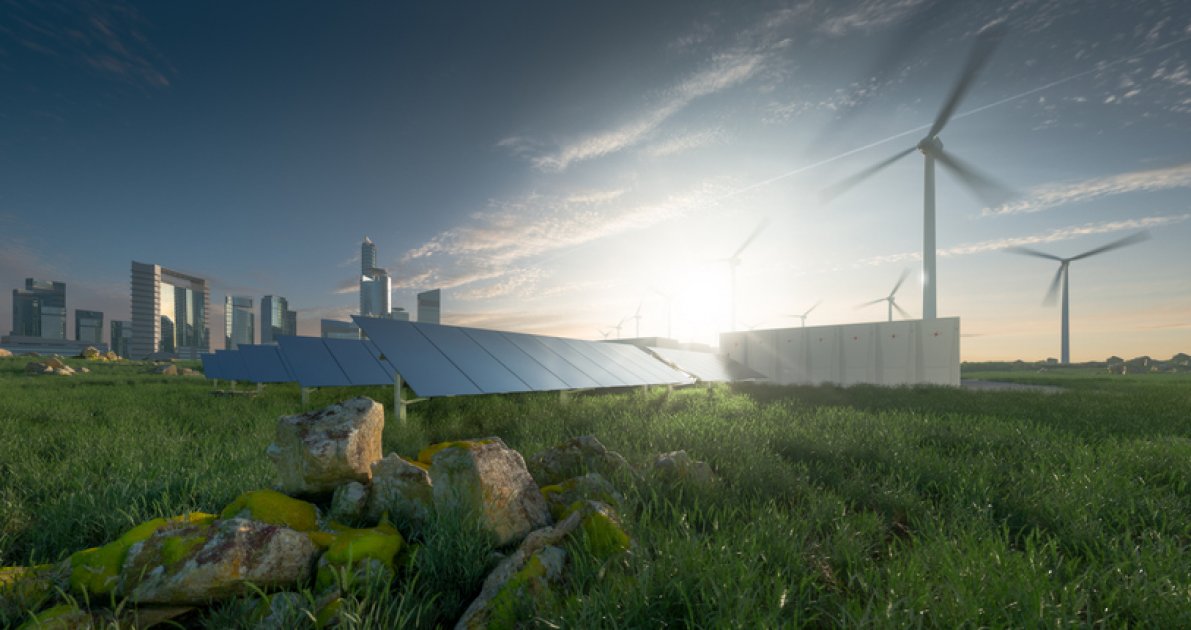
[[225, 295, 254, 350], [361, 237, 377, 275], [130, 261, 210, 359], [11, 279, 67, 339], [75, 309, 104, 344], [358, 236, 392, 318], [110, 320, 132, 358], [417, 289, 441, 325], [261, 295, 297, 344]]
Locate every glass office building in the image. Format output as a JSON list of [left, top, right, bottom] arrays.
[[321, 319, 361, 339], [75, 309, 104, 345], [131, 261, 210, 359], [261, 295, 297, 344], [417, 289, 441, 325], [225, 295, 254, 350], [110, 320, 132, 358], [11, 278, 66, 339]]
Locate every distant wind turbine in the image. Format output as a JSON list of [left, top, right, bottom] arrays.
[[1007, 231, 1149, 365], [630, 301, 643, 338], [717, 218, 770, 332], [612, 317, 627, 339], [823, 23, 1015, 321], [787, 301, 822, 327], [859, 270, 911, 322], [597, 328, 612, 340]]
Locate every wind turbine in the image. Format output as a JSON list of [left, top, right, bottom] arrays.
[[787, 301, 821, 327], [597, 328, 612, 340], [717, 218, 770, 332], [611, 317, 627, 339], [823, 23, 1014, 321], [1007, 231, 1149, 365], [859, 269, 911, 322], [629, 301, 643, 338]]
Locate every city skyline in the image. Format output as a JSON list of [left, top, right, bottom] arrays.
[[1, 2, 1188, 360]]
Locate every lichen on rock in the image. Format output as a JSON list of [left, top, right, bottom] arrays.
[[267, 397, 385, 496], [220, 489, 319, 532]]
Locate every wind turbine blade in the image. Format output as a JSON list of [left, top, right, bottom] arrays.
[[733, 217, 771, 259], [893, 301, 911, 319], [1069, 231, 1150, 261], [858, 298, 886, 307], [889, 268, 910, 297], [1006, 246, 1063, 262], [933, 148, 1016, 208], [820, 147, 915, 202], [634, 301, 642, 317], [1043, 264, 1063, 306], [927, 23, 1006, 139], [803, 301, 821, 317]]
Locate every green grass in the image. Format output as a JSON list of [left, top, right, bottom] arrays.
[[2, 356, 1190, 627]]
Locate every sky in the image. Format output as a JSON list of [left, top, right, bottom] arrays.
[[1, 0, 1188, 361]]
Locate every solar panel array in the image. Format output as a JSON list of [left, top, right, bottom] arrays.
[[354, 317, 694, 398], [646, 346, 766, 383], [275, 336, 395, 388], [239, 344, 294, 383]]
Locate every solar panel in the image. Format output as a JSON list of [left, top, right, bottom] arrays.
[[276, 336, 351, 388], [239, 344, 294, 383], [647, 346, 766, 383], [417, 323, 531, 394], [200, 353, 223, 380], [461, 328, 570, 392], [324, 338, 396, 386], [351, 319, 481, 397], [215, 349, 251, 382], [354, 317, 694, 398]]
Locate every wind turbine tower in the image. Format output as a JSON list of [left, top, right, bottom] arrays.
[[823, 24, 1014, 320], [719, 218, 769, 332], [1007, 232, 1148, 364]]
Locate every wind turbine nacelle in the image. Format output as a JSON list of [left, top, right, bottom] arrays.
[[917, 136, 943, 155]]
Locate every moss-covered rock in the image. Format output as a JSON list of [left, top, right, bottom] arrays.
[[1, 564, 63, 617], [314, 518, 404, 591], [366, 454, 433, 531], [220, 489, 319, 532], [526, 435, 631, 487], [69, 512, 215, 596], [16, 602, 93, 630], [539, 472, 624, 521], [267, 397, 385, 496]]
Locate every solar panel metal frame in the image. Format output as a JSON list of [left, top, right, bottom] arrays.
[[215, 349, 251, 382], [275, 336, 352, 388], [323, 338, 398, 386], [238, 344, 294, 383], [354, 317, 694, 398]]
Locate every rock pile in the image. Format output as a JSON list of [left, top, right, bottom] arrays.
[[0, 397, 715, 628], [24, 357, 82, 377], [0, 348, 12, 357]]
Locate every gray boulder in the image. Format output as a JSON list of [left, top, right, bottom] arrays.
[[121, 518, 317, 605], [266, 397, 385, 496], [330, 481, 370, 522], [427, 438, 551, 547], [366, 454, 434, 529], [653, 450, 716, 486], [526, 435, 631, 487], [539, 472, 624, 520]]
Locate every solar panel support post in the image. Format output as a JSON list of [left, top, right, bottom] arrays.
[[301, 387, 311, 405], [393, 373, 426, 423], [230, 381, 237, 392], [257, 383, 264, 393]]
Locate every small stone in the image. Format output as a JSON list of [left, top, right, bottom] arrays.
[[0, 348, 12, 357], [266, 397, 385, 496], [81, 346, 100, 359], [526, 435, 631, 487], [652, 450, 716, 486], [539, 473, 624, 520], [43, 357, 66, 369], [153, 364, 179, 376], [331, 481, 369, 522], [366, 454, 433, 530]]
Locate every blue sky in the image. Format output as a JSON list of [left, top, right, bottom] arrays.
[[1, 0, 1188, 360]]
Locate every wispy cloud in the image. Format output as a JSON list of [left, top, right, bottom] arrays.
[[983, 163, 1191, 216], [4, 1, 173, 89], [641, 128, 726, 158], [856, 214, 1191, 266], [333, 277, 358, 295], [521, 52, 763, 172], [399, 181, 731, 300], [818, 0, 928, 37]]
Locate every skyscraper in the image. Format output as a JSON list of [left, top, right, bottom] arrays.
[[11, 279, 66, 339], [417, 289, 441, 324], [359, 236, 392, 318], [361, 236, 376, 274], [110, 320, 132, 358], [75, 309, 104, 345], [261, 295, 297, 344], [131, 261, 210, 359], [225, 295, 254, 349]]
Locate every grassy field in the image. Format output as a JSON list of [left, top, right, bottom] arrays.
[[2, 356, 1190, 627]]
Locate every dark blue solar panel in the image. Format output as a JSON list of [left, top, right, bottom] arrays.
[[462, 329, 570, 392], [589, 341, 673, 384], [200, 353, 222, 380], [648, 346, 764, 382], [353, 317, 481, 397], [276, 336, 351, 387], [324, 338, 396, 386], [502, 332, 601, 389], [239, 344, 294, 383], [416, 323, 530, 394], [216, 349, 251, 381], [536, 336, 628, 388]]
